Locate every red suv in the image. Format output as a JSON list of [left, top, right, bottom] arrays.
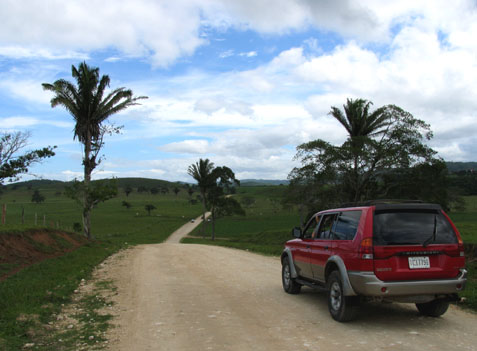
[[281, 202, 467, 322]]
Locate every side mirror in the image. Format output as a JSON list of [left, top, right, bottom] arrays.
[[292, 227, 302, 238]]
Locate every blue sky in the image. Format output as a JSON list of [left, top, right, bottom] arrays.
[[1, 0, 477, 182]]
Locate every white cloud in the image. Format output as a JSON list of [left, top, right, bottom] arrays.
[[0, 116, 73, 129], [0, 0, 206, 67], [0, 79, 55, 105], [219, 50, 234, 58], [161, 139, 210, 154], [0, 46, 89, 60], [3, 0, 469, 67], [239, 51, 257, 57]]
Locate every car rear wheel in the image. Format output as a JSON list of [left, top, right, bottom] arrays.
[[327, 270, 359, 322], [282, 258, 301, 294], [416, 299, 449, 317]]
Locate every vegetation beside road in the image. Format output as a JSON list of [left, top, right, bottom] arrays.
[[1, 180, 477, 348], [0, 179, 202, 349]]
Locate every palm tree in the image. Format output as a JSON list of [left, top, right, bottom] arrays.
[[329, 98, 390, 202], [329, 98, 389, 139], [187, 158, 215, 236], [43, 62, 146, 239]]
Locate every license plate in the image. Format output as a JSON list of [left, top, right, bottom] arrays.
[[408, 256, 430, 269]]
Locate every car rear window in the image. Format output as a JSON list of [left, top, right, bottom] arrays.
[[373, 209, 457, 246]]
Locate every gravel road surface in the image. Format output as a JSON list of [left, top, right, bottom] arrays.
[[100, 219, 477, 351]]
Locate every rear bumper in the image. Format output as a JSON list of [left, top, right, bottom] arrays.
[[348, 269, 467, 297]]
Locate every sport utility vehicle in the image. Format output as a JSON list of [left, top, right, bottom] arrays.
[[281, 202, 467, 322]]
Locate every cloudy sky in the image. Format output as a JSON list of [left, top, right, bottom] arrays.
[[1, 0, 477, 182]]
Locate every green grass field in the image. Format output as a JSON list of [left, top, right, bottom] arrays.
[[449, 196, 477, 244], [0, 181, 202, 350], [1, 181, 477, 349]]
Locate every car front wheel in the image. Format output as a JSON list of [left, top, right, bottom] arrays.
[[327, 270, 359, 322], [282, 258, 301, 294]]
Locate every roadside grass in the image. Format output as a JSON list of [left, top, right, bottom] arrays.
[[0, 183, 202, 350], [1, 182, 477, 349], [449, 196, 477, 244]]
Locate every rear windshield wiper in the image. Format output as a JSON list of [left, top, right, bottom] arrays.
[[423, 215, 437, 248]]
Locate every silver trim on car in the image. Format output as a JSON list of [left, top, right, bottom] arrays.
[[348, 269, 467, 297]]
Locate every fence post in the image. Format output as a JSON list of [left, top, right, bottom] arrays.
[[43, 214, 46, 226], [21, 206, 25, 225], [2, 204, 6, 225], [35, 213, 37, 225]]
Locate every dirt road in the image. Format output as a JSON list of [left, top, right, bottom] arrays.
[[101, 223, 477, 350]]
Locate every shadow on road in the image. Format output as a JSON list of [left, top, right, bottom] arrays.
[[289, 287, 455, 330]]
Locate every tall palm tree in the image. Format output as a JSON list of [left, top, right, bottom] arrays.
[[187, 158, 215, 236], [329, 98, 389, 138], [329, 98, 390, 202], [43, 62, 146, 239]]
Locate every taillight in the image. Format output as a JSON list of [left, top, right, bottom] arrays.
[[458, 239, 465, 258], [359, 238, 373, 259]]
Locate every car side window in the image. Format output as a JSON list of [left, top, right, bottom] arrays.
[[317, 214, 337, 239], [303, 215, 320, 239], [333, 210, 362, 240]]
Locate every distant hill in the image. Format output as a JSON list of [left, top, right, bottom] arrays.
[[4, 177, 184, 191], [446, 162, 477, 173], [240, 179, 289, 186], [4, 177, 289, 190]]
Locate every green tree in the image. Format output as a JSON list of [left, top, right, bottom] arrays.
[[173, 187, 180, 196], [187, 159, 244, 240], [145, 204, 156, 216], [65, 179, 118, 219], [137, 186, 148, 193], [187, 159, 215, 236], [31, 189, 45, 204], [43, 62, 146, 239], [207, 166, 245, 240], [122, 200, 132, 209], [289, 100, 442, 210], [124, 185, 133, 197], [187, 185, 195, 202], [0, 131, 55, 184]]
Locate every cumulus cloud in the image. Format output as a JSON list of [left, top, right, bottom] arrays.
[[0, 116, 72, 129], [0, 0, 205, 67], [2, 0, 466, 66]]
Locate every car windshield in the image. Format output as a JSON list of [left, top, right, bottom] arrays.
[[373, 209, 457, 246]]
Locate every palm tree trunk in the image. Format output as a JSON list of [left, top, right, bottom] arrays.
[[201, 192, 207, 238], [83, 134, 92, 240], [211, 209, 216, 241]]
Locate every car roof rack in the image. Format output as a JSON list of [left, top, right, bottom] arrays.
[[339, 199, 425, 208]]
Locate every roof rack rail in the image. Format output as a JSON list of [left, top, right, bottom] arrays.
[[339, 199, 424, 207]]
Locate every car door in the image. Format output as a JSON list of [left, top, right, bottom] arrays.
[[292, 215, 319, 279], [310, 213, 337, 282]]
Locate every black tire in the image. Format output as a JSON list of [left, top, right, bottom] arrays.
[[327, 270, 359, 322], [416, 299, 449, 317], [282, 258, 301, 294]]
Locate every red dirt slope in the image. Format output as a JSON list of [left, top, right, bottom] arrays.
[[0, 229, 88, 281]]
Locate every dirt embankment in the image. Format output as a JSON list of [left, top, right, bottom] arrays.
[[0, 229, 88, 281]]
